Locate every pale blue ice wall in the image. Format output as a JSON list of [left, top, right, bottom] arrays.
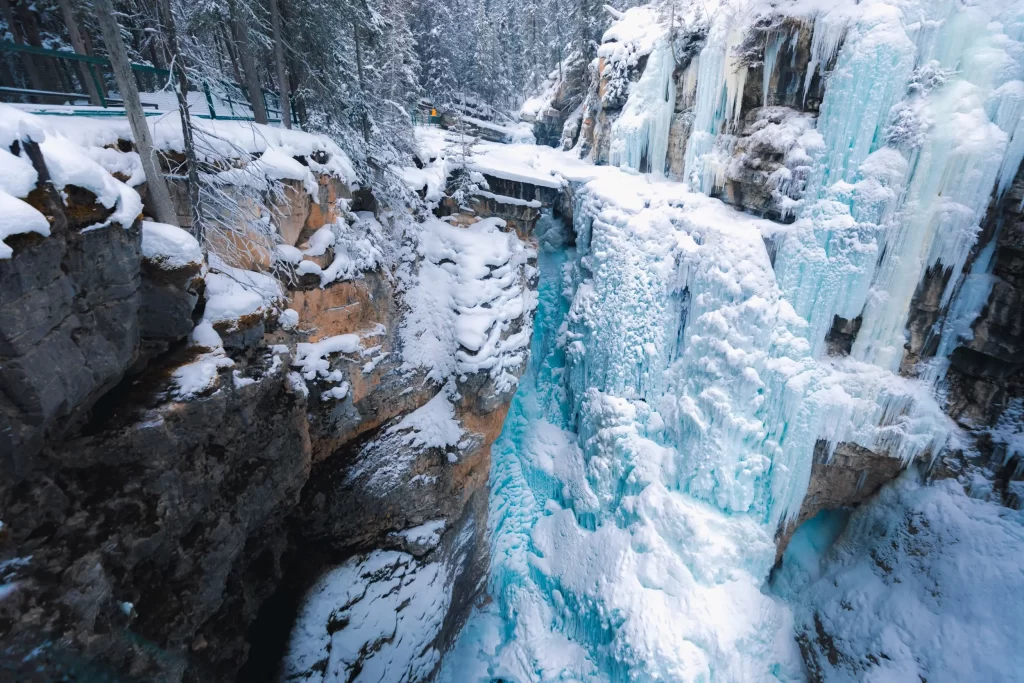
[[439, 0, 1024, 679]]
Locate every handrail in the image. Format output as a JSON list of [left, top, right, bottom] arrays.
[[0, 86, 159, 109], [0, 40, 297, 125], [0, 40, 108, 65]]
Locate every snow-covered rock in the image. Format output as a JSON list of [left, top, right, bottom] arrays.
[[283, 551, 451, 683], [0, 105, 141, 258], [782, 473, 1024, 683]]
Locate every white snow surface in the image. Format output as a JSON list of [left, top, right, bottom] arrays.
[[314, 212, 386, 286], [202, 264, 283, 330], [399, 214, 536, 393], [463, 115, 536, 144], [292, 334, 363, 380], [140, 221, 202, 269], [385, 388, 464, 450], [26, 113, 357, 187], [290, 326, 384, 401], [395, 520, 447, 549], [780, 473, 1024, 683], [282, 551, 450, 683], [171, 350, 234, 400], [0, 190, 49, 259], [521, 67, 562, 120], [170, 323, 233, 399]]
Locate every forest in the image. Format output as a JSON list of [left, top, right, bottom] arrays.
[[1, 0, 644, 180]]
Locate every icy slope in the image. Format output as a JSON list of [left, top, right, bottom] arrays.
[[776, 473, 1024, 682]]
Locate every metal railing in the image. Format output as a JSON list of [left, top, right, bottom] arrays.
[[0, 40, 298, 125], [411, 110, 443, 126]]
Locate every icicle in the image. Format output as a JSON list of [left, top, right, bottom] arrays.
[[802, 12, 848, 108], [763, 32, 785, 107], [993, 82, 1024, 199], [723, 27, 749, 127], [683, 19, 752, 189], [607, 41, 676, 175]]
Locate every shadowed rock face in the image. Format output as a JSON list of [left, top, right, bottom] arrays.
[[0, 142, 142, 469], [1, 363, 311, 682], [943, 166, 1024, 430], [775, 442, 906, 562]]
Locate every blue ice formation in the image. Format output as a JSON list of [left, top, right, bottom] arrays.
[[439, 0, 1024, 680]]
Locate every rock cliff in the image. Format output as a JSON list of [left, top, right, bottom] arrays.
[[532, 3, 1024, 549], [0, 112, 535, 683]]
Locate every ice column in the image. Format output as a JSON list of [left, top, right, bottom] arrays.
[[852, 2, 1024, 370], [608, 41, 677, 175], [683, 20, 749, 193]]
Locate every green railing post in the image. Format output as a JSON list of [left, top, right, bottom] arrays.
[[203, 82, 217, 120]]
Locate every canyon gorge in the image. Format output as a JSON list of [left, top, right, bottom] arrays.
[[1, 0, 1023, 681]]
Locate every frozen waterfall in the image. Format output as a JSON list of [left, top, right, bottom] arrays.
[[438, 0, 1024, 680]]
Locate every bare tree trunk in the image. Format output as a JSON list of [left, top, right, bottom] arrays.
[[228, 0, 269, 124], [287, 50, 305, 127], [0, 56, 15, 88], [79, 27, 109, 100], [94, 0, 177, 225], [13, 0, 64, 91], [56, 0, 102, 105], [218, 24, 243, 85], [353, 21, 369, 143], [0, 0, 46, 96], [268, 0, 290, 128], [157, 0, 203, 244]]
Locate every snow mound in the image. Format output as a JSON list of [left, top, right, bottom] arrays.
[[282, 551, 450, 683], [170, 323, 234, 399], [395, 520, 446, 549], [399, 216, 536, 393], [141, 221, 202, 270], [0, 190, 49, 260], [31, 114, 357, 187], [202, 254, 284, 330], [386, 388, 464, 451], [316, 212, 386, 286], [0, 104, 142, 258], [290, 326, 384, 401]]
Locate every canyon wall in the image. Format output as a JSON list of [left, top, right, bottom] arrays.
[[519, 6, 1024, 678], [0, 114, 539, 682], [533, 3, 1024, 532]]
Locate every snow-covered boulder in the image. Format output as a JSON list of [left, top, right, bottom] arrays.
[[139, 221, 205, 346]]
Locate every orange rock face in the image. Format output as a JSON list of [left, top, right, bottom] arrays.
[[305, 175, 353, 234], [287, 275, 390, 343]]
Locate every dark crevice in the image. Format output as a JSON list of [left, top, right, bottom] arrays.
[[236, 540, 343, 683]]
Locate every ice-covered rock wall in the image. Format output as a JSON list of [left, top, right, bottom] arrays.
[[476, 0, 1024, 679], [569, 0, 1024, 517]]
